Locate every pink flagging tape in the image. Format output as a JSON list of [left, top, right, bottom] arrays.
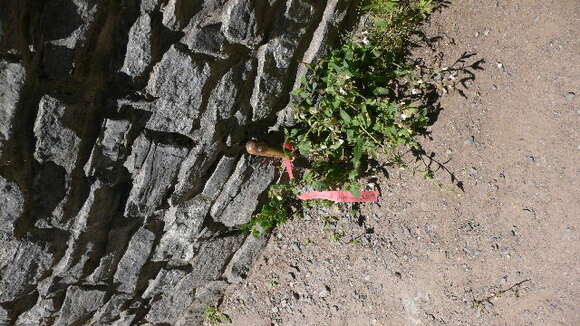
[[282, 142, 295, 179], [297, 191, 379, 203], [282, 158, 294, 179], [281, 142, 378, 202]]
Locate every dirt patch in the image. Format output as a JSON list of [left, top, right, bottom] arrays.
[[220, 1, 580, 325]]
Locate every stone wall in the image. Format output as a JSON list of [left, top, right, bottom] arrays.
[[0, 0, 355, 324]]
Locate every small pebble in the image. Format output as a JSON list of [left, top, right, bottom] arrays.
[[565, 92, 576, 101], [464, 136, 475, 145], [528, 155, 539, 162], [319, 285, 331, 298], [291, 242, 301, 251], [290, 265, 300, 273], [523, 208, 536, 218]]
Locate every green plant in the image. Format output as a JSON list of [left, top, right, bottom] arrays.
[[349, 239, 361, 245], [322, 216, 339, 229], [204, 306, 232, 325], [268, 279, 279, 287], [241, 183, 298, 237], [286, 0, 438, 194], [328, 231, 347, 242], [365, 0, 435, 51]]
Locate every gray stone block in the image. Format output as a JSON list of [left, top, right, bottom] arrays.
[[222, 0, 264, 46], [114, 227, 155, 293], [211, 155, 276, 227], [224, 233, 269, 283], [125, 140, 189, 218], [0, 60, 25, 157], [121, 14, 153, 79], [145, 45, 211, 137], [0, 176, 23, 234], [54, 286, 106, 326], [0, 236, 53, 302], [33, 95, 81, 174]]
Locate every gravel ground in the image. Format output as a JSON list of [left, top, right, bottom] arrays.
[[220, 1, 580, 325]]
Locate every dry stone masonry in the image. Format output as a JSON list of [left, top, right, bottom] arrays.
[[0, 0, 355, 324]]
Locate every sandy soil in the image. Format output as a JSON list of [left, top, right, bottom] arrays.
[[220, 1, 580, 325]]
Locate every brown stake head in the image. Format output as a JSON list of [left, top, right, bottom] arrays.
[[245, 141, 288, 159]]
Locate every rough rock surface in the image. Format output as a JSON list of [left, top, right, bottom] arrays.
[[221, 1, 580, 325], [0, 61, 25, 157], [0, 0, 355, 324], [0, 176, 23, 234]]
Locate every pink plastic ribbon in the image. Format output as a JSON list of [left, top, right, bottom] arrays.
[[282, 143, 294, 179], [281, 142, 379, 203], [297, 191, 379, 203], [282, 158, 294, 179]]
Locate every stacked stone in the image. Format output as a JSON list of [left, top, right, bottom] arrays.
[[0, 0, 353, 324]]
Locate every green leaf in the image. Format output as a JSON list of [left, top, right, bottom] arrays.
[[346, 129, 354, 140], [348, 183, 361, 198], [353, 138, 363, 169], [348, 169, 358, 180], [290, 88, 303, 96], [329, 141, 343, 150], [373, 87, 390, 95], [298, 141, 312, 156], [339, 109, 351, 123]]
